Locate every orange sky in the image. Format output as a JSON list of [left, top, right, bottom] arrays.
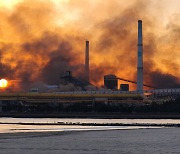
[[0, 0, 179, 91]]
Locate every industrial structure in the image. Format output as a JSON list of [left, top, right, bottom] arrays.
[[120, 84, 129, 91], [137, 20, 143, 92], [59, 71, 91, 91], [0, 20, 180, 115], [104, 74, 118, 90], [85, 40, 90, 82]]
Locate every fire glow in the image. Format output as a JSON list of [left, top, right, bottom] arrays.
[[0, 0, 179, 92], [0, 79, 8, 88]]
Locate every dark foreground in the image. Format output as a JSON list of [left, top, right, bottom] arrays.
[[2, 112, 180, 119], [0, 128, 179, 154]]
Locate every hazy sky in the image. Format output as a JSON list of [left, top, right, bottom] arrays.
[[0, 0, 179, 24], [0, 0, 179, 90]]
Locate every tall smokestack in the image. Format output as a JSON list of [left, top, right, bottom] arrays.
[[85, 40, 89, 82], [137, 20, 143, 92]]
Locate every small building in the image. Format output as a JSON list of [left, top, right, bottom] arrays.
[[104, 74, 118, 90], [120, 84, 129, 91]]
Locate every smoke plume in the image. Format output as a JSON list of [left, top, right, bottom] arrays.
[[0, 0, 179, 91]]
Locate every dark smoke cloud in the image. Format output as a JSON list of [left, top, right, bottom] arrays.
[[90, 0, 155, 87], [0, 63, 14, 78], [41, 40, 84, 85], [150, 71, 180, 88], [20, 32, 85, 85], [0, 0, 179, 91]]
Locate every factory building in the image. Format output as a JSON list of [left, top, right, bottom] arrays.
[[60, 71, 73, 85], [1, 19, 179, 116], [104, 74, 118, 90], [120, 84, 129, 91], [60, 71, 93, 91]]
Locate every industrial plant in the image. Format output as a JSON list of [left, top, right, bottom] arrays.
[[0, 20, 179, 116]]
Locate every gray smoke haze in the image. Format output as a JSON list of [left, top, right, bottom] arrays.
[[0, 0, 179, 91]]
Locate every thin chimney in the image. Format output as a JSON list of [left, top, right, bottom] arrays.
[[137, 20, 143, 93], [85, 40, 89, 82]]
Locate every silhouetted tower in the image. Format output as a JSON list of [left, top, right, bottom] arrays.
[[137, 20, 143, 92], [85, 40, 89, 82]]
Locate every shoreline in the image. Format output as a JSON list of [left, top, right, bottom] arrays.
[[0, 125, 168, 136], [0, 121, 180, 127], [1, 112, 180, 119]]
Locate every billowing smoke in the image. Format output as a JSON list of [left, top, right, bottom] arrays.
[[0, 0, 179, 91]]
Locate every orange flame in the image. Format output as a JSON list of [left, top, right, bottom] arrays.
[[0, 79, 8, 88], [0, 0, 179, 91]]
